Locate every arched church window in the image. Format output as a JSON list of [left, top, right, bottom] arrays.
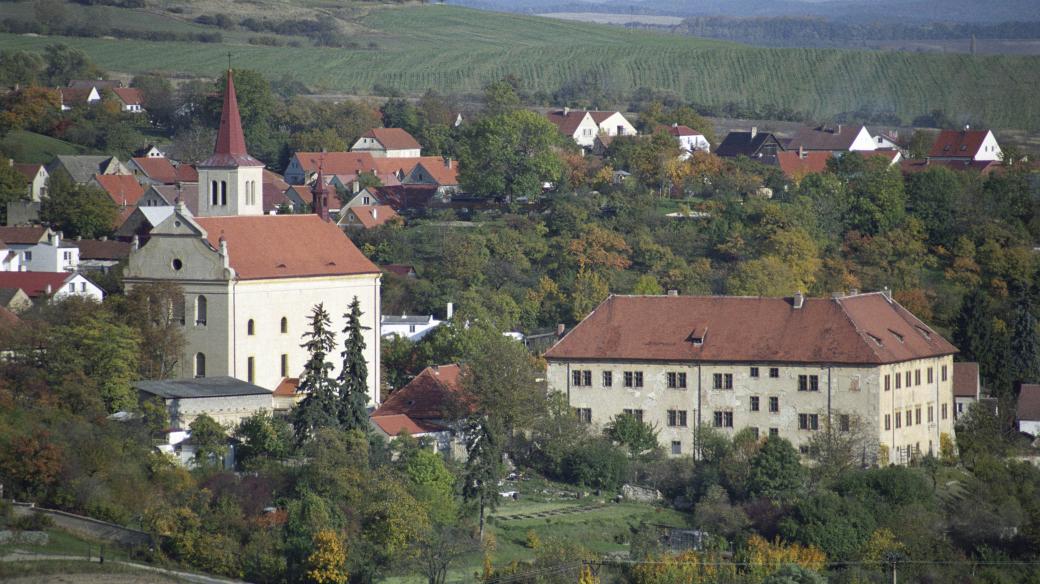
[[195, 353, 206, 378], [196, 295, 208, 326], [247, 319, 255, 335], [220, 181, 228, 205], [211, 180, 219, 205], [280, 317, 288, 333]]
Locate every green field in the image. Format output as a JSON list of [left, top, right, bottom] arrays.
[[1, 4, 1039, 129], [0, 130, 90, 163]]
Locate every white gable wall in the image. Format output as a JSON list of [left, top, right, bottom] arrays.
[[849, 127, 879, 152]]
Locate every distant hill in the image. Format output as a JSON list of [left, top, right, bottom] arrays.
[[2, 4, 1039, 129]]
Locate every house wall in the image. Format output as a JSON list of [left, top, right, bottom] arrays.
[[164, 392, 273, 429], [849, 127, 879, 152], [954, 396, 976, 419], [1020, 419, 1040, 436], [54, 274, 104, 302], [22, 240, 78, 272], [876, 355, 955, 464], [976, 132, 1002, 162], [570, 115, 601, 148], [596, 113, 637, 137], [197, 165, 264, 216], [28, 169, 48, 202], [382, 319, 442, 342], [549, 354, 955, 464], [284, 157, 308, 185]]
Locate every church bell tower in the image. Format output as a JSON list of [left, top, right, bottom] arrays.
[[197, 70, 265, 216]]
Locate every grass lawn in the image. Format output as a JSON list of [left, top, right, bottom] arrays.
[[0, 560, 168, 581], [0, 130, 90, 163], [0, 527, 132, 562]]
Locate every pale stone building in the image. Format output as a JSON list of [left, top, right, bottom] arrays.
[[544, 292, 958, 465], [124, 71, 382, 403]]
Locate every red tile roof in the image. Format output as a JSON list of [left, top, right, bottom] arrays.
[[411, 159, 459, 186], [343, 205, 399, 229], [900, 158, 1001, 175], [360, 128, 421, 151], [383, 264, 416, 278], [111, 87, 143, 106], [776, 151, 831, 178], [132, 157, 184, 184], [588, 111, 623, 124], [1018, 384, 1040, 422], [547, 110, 592, 136], [194, 215, 379, 280], [201, 70, 263, 168], [663, 124, 702, 137], [0, 226, 49, 245], [0, 272, 74, 298], [371, 414, 439, 436], [58, 87, 97, 105], [928, 130, 989, 159], [545, 293, 957, 365], [295, 152, 378, 175], [369, 185, 439, 211], [953, 362, 980, 398], [373, 364, 464, 420], [93, 174, 145, 206], [273, 377, 299, 397]]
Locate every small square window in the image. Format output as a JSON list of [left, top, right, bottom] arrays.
[[769, 428, 779, 437], [769, 396, 779, 413], [769, 368, 779, 378], [750, 367, 759, 378], [750, 396, 760, 411], [671, 441, 682, 455], [602, 371, 612, 387]]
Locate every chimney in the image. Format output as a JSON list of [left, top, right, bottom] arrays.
[[45, 284, 52, 295], [750, 127, 757, 139], [131, 235, 139, 252], [76, 235, 82, 241], [836, 124, 843, 134], [53, 232, 61, 247], [370, 207, 377, 220], [446, 302, 454, 320], [100, 235, 107, 241], [882, 286, 892, 301], [798, 145, 806, 159], [793, 291, 804, 309], [352, 179, 360, 193], [672, 122, 678, 128], [444, 157, 452, 169], [563, 107, 570, 116], [556, 323, 565, 337], [667, 289, 679, 296]]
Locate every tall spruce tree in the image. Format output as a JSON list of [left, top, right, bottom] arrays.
[[337, 296, 370, 432], [1009, 295, 1040, 385], [292, 304, 339, 443], [461, 417, 504, 539], [953, 289, 993, 365]]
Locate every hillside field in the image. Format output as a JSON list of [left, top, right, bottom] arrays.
[[1, 4, 1039, 129]]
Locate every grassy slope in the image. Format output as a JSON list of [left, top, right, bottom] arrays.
[[0, 130, 89, 163], [1, 4, 1038, 128]]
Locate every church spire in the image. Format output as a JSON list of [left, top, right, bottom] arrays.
[[200, 69, 263, 168], [311, 156, 330, 222]]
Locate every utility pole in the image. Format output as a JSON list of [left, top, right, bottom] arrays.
[[891, 560, 897, 584]]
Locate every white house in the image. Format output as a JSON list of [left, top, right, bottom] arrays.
[[112, 87, 145, 113], [1018, 384, 1040, 436], [135, 376, 273, 430], [382, 313, 444, 342], [928, 129, 1002, 162], [124, 70, 383, 399], [589, 111, 638, 138], [0, 271, 104, 302], [0, 227, 77, 272], [546, 109, 601, 148], [0, 241, 22, 272], [58, 86, 101, 111], [665, 124, 711, 157], [12, 163, 48, 201], [787, 125, 877, 154], [351, 128, 422, 158]]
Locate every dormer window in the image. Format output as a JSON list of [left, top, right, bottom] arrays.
[[915, 325, 932, 340], [888, 329, 904, 343], [689, 326, 708, 346], [867, 333, 883, 346]]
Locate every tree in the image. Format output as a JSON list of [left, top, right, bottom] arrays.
[[0, 163, 28, 225], [131, 74, 177, 128], [292, 304, 340, 443], [234, 411, 293, 468], [0, 50, 45, 87], [337, 297, 370, 432], [189, 413, 228, 468], [570, 268, 609, 322], [48, 309, 140, 412], [605, 413, 660, 458], [632, 274, 664, 295], [760, 564, 827, 584], [462, 417, 504, 538], [210, 69, 279, 162], [39, 172, 118, 239], [34, 0, 68, 33], [1009, 295, 1040, 385], [458, 109, 564, 199], [747, 436, 805, 501], [123, 282, 186, 380], [304, 529, 349, 584], [561, 437, 629, 490], [528, 392, 589, 476], [43, 44, 100, 86], [805, 414, 877, 486], [0, 86, 60, 135], [412, 525, 479, 584], [482, 79, 520, 117]]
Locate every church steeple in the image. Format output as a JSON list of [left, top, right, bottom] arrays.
[[311, 159, 330, 222], [200, 69, 263, 168]]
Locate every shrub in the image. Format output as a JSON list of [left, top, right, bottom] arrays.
[[12, 512, 54, 531], [561, 437, 629, 490]]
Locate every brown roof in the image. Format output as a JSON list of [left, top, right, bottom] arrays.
[[1018, 384, 1040, 422], [953, 362, 980, 398], [343, 205, 399, 229], [93, 174, 145, 206], [201, 71, 263, 168], [0, 226, 49, 245], [383, 264, 416, 277], [294, 151, 378, 175], [369, 185, 439, 211], [663, 124, 702, 137], [131, 157, 182, 184], [545, 293, 957, 365], [373, 364, 463, 420], [411, 159, 459, 186], [13, 164, 43, 181], [194, 215, 379, 280], [588, 111, 622, 124], [928, 130, 989, 159], [273, 377, 299, 397], [0, 306, 20, 327], [900, 158, 1001, 176], [58, 87, 97, 105], [111, 87, 143, 106], [361, 128, 421, 151], [74, 239, 131, 260], [776, 151, 831, 178], [370, 414, 439, 436], [547, 110, 592, 136], [787, 125, 867, 152]]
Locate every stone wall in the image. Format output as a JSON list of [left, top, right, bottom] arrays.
[[10, 502, 152, 547]]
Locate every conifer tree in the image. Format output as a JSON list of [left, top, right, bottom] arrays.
[[337, 296, 370, 432], [1009, 295, 1040, 385], [462, 416, 504, 539], [953, 289, 993, 365], [292, 304, 339, 443]]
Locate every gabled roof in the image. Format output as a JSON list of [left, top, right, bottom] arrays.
[[1018, 384, 1040, 423], [111, 87, 143, 106], [900, 158, 1001, 176], [663, 124, 702, 137], [588, 111, 622, 124], [383, 264, 417, 278], [194, 215, 380, 280], [359, 128, 421, 151], [367, 185, 439, 211], [716, 131, 784, 158], [273, 377, 299, 398], [545, 293, 957, 365], [928, 129, 991, 159], [410, 159, 459, 186], [145, 184, 198, 214], [294, 151, 378, 175], [58, 87, 98, 105], [953, 362, 980, 398], [786, 124, 869, 152], [13, 163, 44, 181], [52, 155, 124, 184], [546, 110, 594, 136], [200, 70, 263, 168], [342, 205, 399, 229], [0, 226, 50, 245], [776, 151, 832, 178], [0, 272, 76, 298], [370, 414, 440, 436], [134, 376, 272, 399], [74, 239, 131, 261], [373, 364, 464, 420], [93, 174, 145, 206], [383, 315, 434, 325], [131, 157, 177, 183]]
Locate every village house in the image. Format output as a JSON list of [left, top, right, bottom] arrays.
[[664, 124, 711, 157], [380, 304, 449, 341], [48, 155, 130, 185], [58, 86, 101, 110], [928, 128, 1002, 162], [123, 70, 383, 399], [111, 87, 145, 113], [337, 205, 400, 230], [351, 128, 423, 158], [90, 174, 145, 208], [952, 362, 981, 419], [73, 238, 131, 273], [12, 163, 48, 201], [785, 124, 878, 155], [544, 292, 958, 465], [127, 156, 198, 185], [404, 158, 459, 196], [0, 271, 103, 302], [135, 376, 273, 430], [370, 364, 467, 457], [0, 226, 78, 272], [0, 241, 23, 272], [1018, 384, 1040, 437], [715, 128, 785, 161], [115, 205, 181, 243], [0, 288, 32, 312]]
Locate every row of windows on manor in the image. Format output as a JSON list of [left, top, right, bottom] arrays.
[[571, 368, 821, 391], [177, 296, 292, 334], [884, 403, 950, 430], [885, 365, 948, 390], [208, 180, 259, 206], [193, 352, 293, 381]]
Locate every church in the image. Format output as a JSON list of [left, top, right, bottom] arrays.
[[124, 71, 382, 403]]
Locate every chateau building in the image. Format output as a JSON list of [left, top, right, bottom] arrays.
[[544, 292, 958, 465], [124, 71, 382, 402]]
